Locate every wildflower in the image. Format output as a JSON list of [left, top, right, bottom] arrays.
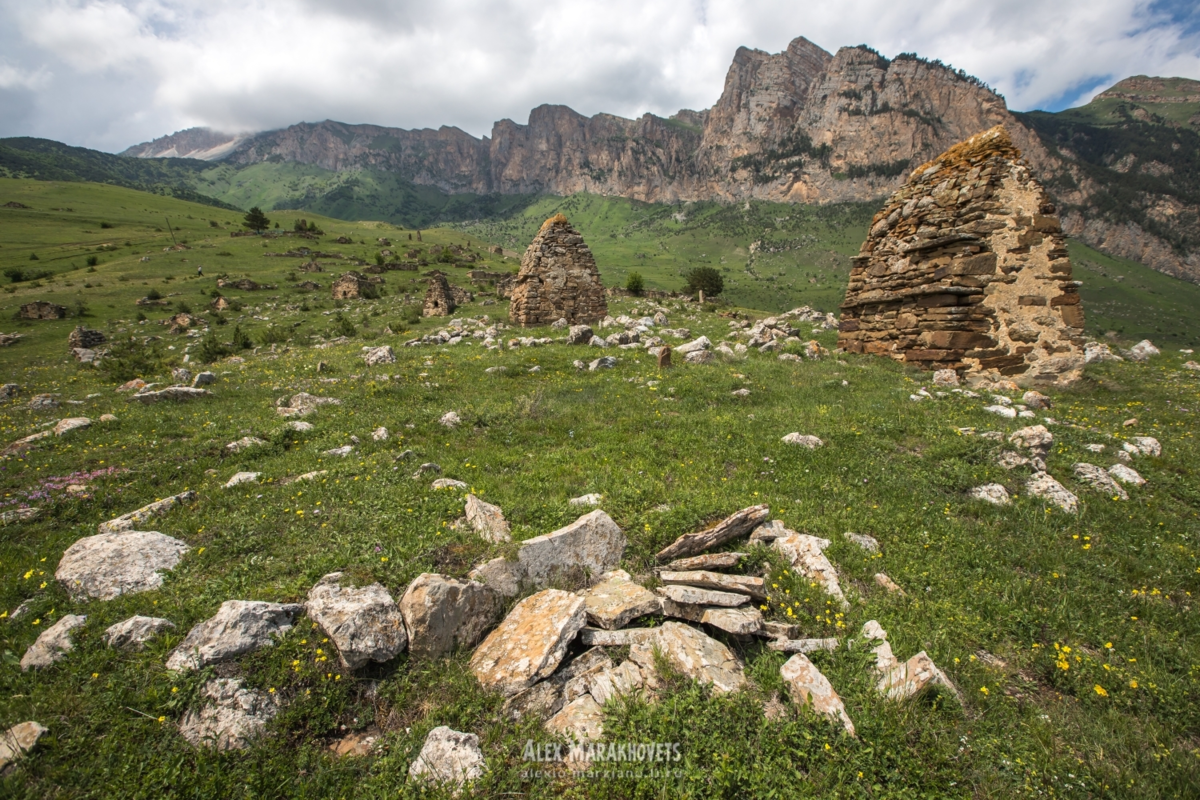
[[1129, 680, 1138, 689], [979, 686, 989, 695], [1093, 685, 1108, 697]]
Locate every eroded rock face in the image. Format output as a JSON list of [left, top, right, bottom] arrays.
[[509, 215, 608, 327], [400, 573, 502, 659], [179, 678, 278, 751], [517, 509, 626, 587], [837, 126, 1086, 387], [628, 621, 745, 695], [306, 573, 408, 670], [104, 615, 176, 650], [407, 726, 486, 791], [470, 589, 586, 696], [56, 530, 190, 601], [167, 600, 302, 671], [21, 614, 87, 670], [780, 652, 855, 735]]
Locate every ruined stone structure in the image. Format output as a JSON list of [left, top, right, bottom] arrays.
[[331, 272, 369, 300], [423, 273, 456, 317], [67, 325, 106, 350], [509, 214, 608, 327], [837, 126, 1085, 386], [18, 302, 67, 320]]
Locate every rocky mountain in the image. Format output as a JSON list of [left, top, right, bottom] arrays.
[[113, 39, 1200, 283], [122, 127, 246, 160]]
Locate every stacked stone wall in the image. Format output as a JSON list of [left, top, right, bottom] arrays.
[[509, 214, 608, 327]]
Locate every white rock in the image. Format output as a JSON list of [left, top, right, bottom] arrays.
[[21, 614, 87, 670], [517, 510, 626, 588], [224, 471, 261, 488], [97, 491, 196, 534], [568, 493, 602, 507], [970, 484, 1011, 505], [1108, 464, 1145, 486], [983, 405, 1017, 419], [586, 659, 644, 705], [408, 726, 486, 791], [656, 584, 749, 608], [469, 589, 586, 696], [54, 417, 91, 437], [56, 530, 189, 601], [843, 532, 879, 553], [1073, 463, 1128, 500], [684, 350, 713, 364], [467, 557, 523, 598], [772, 534, 847, 607], [226, 436, 267, 453], [284, 421, 314, 432], [166, 600, 302, 671], [781, 433, 823, 448], [306, 573, 408, 670], [581, 569, 660, 630], [440, 411, 462, 428], [363, 346, 396, 366], [1126, 436, 1161, 457], [323, 445, 354, 457], [1026, 473, 1079, 513], [1084, 341, 1122, 363], [0, 721, 48, 770], [432, 478, 468, 490], [103, 615, 176, 650], [932, 369, 959, 387], [400, 573, 502, 659], [675, 336, 711, 355], [179, 678, 278, 751], [465, 494, 511, 543], [1128, 340, 1159, 361], [545, 695, 605, 746], [371, 426, 389, 441], [628, 621, 745, 695], [780, 653, 855, 735], [876, 651, 960, 703]]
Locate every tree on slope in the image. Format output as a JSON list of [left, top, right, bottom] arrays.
[[243, 207, 270, 233]]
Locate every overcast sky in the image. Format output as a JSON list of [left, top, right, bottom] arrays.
[[1, 0, 1198, 153]]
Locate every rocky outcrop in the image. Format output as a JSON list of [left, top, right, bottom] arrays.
[[509, 215, 608, 326], [837, 126, 1086, 387], [18, 302, 67, 320], [56, 530, 190, 601]]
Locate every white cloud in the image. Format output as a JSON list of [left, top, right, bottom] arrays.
[[0, 0, 1197, 151]]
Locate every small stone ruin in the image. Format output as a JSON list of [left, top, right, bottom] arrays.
[[837, 126, 1086, 386], [19, 302, 67, 320], [509, 214, 608, 327], [67, 325, 106, 351], [423, 273, 456, 317], [331, 272, 369, 300]]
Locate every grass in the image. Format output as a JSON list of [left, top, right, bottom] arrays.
[[0, 179, 1199, 798]]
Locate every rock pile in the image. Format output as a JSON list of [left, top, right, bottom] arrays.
[[509, 214, 608, 327], [67, 325, 106, 351], [837, 126, 1086, 387]]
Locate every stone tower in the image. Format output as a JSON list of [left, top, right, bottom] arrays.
[[837, 126, 1086, 386], [509, 214, 608, 327], [423, 272, 456, 317]]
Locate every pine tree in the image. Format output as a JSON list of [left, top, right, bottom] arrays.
[[243, 207, 270, 233]]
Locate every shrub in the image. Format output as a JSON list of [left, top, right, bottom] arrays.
[[87, 266, 96, 273], [258, 325, 291, 346], [375, 252, 385, 266], [330, 313, 356, 338], [86, 256, 99, 267], [626, 271, 645, 295], [400, 305, 421, 324], [135, 311, 147, 322], [28, 253, 38, 261], [145, 288, 162, 301], [176, 301, 192, 314], [98, 339, 163, 382], [231, 324, 252, 350], [209, 312, 227, 326], [683, 266, 724, 297], [71, 300, 90, 317], [209, 220, 219, 228], [196, 330, 230, 363], [99, 221, 113, 229]]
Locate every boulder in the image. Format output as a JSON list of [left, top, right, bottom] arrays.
[[467, 556, 523, 597], [581, 569, 660, 630], [470, 589, 586, 696], [700, 606, 764, 637], [586, 659, 645, 705], [772, 534, 848, 607], [464, 494, 511, 543], [1128, 340, 1159, 361], [675, 336, 711, 355], [0, 721, 48, 770], [780, 653, 855, 735], [179, 678, 278, 751], [166, 600, 302, 671], [876, 651, 960, 703], [1073, 463, 1128, 500], [781, 433, 823, 448], [567, 325, 594, 345], [517, 509, 626, 587], [21, 614, 87, 670], [629, 621, 745, 695], [1025, 473, 1078, 513], [1108, 464, 1145, 486], [568, 493, 603, 507], [408, 726, 487, 791], [192, 371, 217, 387], [440, 411, 462, 428], [1084, 341, 1122, 363], [588, 356, 617, 370], [1125, 436, 1161, 457], [843, 533, 879, 553], [103, 615, 176, 650], [970, 484, 1011, 505], [56, 530, 189, 601], [500, 647, 612, 722], [363, 346, 396, 366], [399, 573, 503, 659], [28, 393, 59, 410], [54, 417, 91, 437], [225, 471, 261, 488], [874, 573, 906, 595], [306, 573, 408, 670]]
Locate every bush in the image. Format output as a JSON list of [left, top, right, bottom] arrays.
[[209, 312, 227, 326], [258, 325, 291, 346], [85, 255, 99, 267], [375, 252, 385, 266], [196, 330, 230, 363], [400, 305, 421, 324], [28, 253, 38, 261], [626, 272, 645, 295], [176, 301, 192, 314], [330, 313, 356, 338], [231, 324, 252, 350], [135, 311, 147, 322], [209, 220, 219, 228], [99, 221, 113, 229], [98, 339, 164, 382], [683, 266, 724, 298], [145, 288, 162, 301], [72, 300, 90, 317]]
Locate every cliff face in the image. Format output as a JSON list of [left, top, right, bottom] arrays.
[[121, 127, 245, 160]]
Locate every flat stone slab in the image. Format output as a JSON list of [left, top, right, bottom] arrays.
[[658, 570, 766, 601], [400, 573, 502, 659], [579, 627, 660, 647], [432, 478, 468, 490], [467, 557, 522, 598], [306, 573, 408, 670], [226, 436, 267, 453], [586, 659, 644, 705], [500, 648, 612, 722], [701, 606, 763, 637], [517, 510, 626, 588], [655, 505, 768, 563], [581, 569, 660, 630], [465, 494, 511, 543], [97, 491, 196, 534], [54, 417, 91, 436], [781, 653, 855, 735], [568, 493, 603, 507], [131, 387, 211, 403], [656, 584, 749, 608], [0, 721, 49, 770], [663, 552, 745, 572], [225, 472, 261, 488], [768, 638, 840, 654], [545, 695, 605, 745], [408, 726, 486, 791], [781, 433, 823, 448], [167, 600, 302, 672], [772, 534, 848, 608], [842, 532, 879, 553], [179, 678, 278, 751], [470, 589, 586, 697], [104, 615, 176, 650], [629, 621, 745, 695], [56, 530, 189, 601], [970, 484, 1011, 505], [21, 614, 87, 670]]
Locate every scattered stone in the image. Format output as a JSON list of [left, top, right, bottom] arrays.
[[296, 470, 327, 482], [284, 420, 314, 432], [983, 405, 1017, 419], [843, 532, 879, 553], [0, 507, 41, 525], [407, 726, 486, 791], [0, 383, 20, 399], [628, 621, 745, 695], [467, 557, 522, 598], [432, 478, 468, 490], [21, 614, 87, 670], [545, 695, 605, 746], [780, 653, 855, 735], [996, 451, 1031, 470], [701, 606, 764, 637], [730, 388, 750, 398], [781, 433, 823, 448], [655, 504, 769, 562], [306, 573, 407, 670], [1073, 463, 1128, 500], [579, 627, 660, 648], [0, 721, 48, 770], [103, 615, 175, 650], [192, 371, 217, 387], [581, 569, 661, 630], [371, 426, 389, 441], [664, 552, 745, 572], [3, 430, 51, 456], [1025, 473, 1078, 513], [658, 570, 766, 600], [440, 411, 462, 428], [1084, 341, 1122, 363], [18, 301, 67, 320], [874, 573, 906, 595], [675, 336, 712, 355], [131, 387, 211, 403], [876, 651, 960, 703], [28, 393, 59, 410], [1108, 464, 1146, 486], [932, 369, 959, 387], [588, 356, 617, 370], [226, 436, 267, 453], [469, 588, 586, 696], [749, 519, 790, 543], [1184, 360, 1200, 371], [517, 509, 626, 588], [99, 413, 117, 423], [414, 462, 442, 476], [1128, 340, 1160, 362], [56, 530, 189, 601], [276, 393, 340, 417], [400, 573, 502, 659], [323, 445, 354, 457], [1009, 425, 1053, 453], [567, 324, 594, 345], [773, 534, 848, 607], [179, 678, 278, 751], [970, 484, 1011, 505], [1125, 436, 1161, 457], [166, 600, 302, 671], [1022, 390, 1052, 409], [683, 350, 713, 364], [173, 367, 192, 385], [330, 729, 379, 757], [768, 638, 840, 654], [568, 493, 602, 507], [54, 417, 91, 437], [500, 648, 611, 722], [363, 346, 396, 365], [465, 494, 511, 543]]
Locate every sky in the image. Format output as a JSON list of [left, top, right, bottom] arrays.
[[1, 0, 1198, 153]]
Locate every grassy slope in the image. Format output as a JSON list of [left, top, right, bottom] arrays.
[[0, 179, 1199, 797]]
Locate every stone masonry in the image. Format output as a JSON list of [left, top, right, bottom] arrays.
[[331, 272, 370, 300], [18, 302, 67, 320], [68, 325, 107, 351], [509, 214, 608, 327], [837, 126, 1086, 386], [423, 273, 457, 317]]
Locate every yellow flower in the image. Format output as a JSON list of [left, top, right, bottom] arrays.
[[158, 716, 166, 723], [1094, 684, 1108, 697], [979, 686, 989, 695], [1129, 680, 1138, 689]]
